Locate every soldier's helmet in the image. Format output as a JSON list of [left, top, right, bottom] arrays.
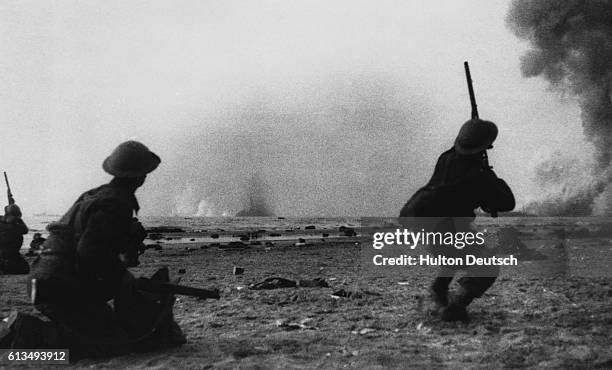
[[454, 119, 498, 155], [4, 204, 22, 218], [102, 141, 161, 178]]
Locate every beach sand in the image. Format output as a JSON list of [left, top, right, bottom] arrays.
[[2, 219, 612, 368]]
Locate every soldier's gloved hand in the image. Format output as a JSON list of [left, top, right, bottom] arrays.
[[122, 245, 141, 267], [130, 218, 147, 243]]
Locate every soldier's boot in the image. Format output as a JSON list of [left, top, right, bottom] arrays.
[[0, 311, 19, 347], [0, 311, 60, 349], [123, 267, 186, 352], [428, 277, 452, 315], [441, 289, 474, 322]]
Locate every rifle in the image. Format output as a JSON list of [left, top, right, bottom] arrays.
[[3, 172, 15, 205], [30, 277, 220, 304], [464, 61, 498, 217], [136, 278, 220, 299], [464, 61, 479, 120]]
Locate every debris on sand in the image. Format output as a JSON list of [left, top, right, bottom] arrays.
[[343, 229, 356, 237], [567, 345, 594, 362], [294, 238, 308, 247], [496, 227, 547, 260], [570, 227, 592, 238], [590, 223, 612, 238], [147, 227, 185, 233], [148, 233, 163, 240], [298, 278, 329, 288], [249, 277, 329, 290], [233, 267, 244, 275], [250, 277, 297, 290], [415, 322, 428, 332], [331, 289, 381, 299], [275, 318, 317, 331], [355, 328, 376, 335], [219, 242, 250, 250]]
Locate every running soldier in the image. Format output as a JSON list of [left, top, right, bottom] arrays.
[[400, 119, 515, 322]]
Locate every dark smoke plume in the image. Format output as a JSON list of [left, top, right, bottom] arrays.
[[235, 174, 274, 217], [507, 0, 612, 215]]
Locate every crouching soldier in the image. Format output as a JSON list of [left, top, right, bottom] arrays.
[[0, 204, 30, 275], [25, 233, 46, 257], [4, 141, 186, 359], [400, 119, 515, 322]]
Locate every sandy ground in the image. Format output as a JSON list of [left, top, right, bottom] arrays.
[[2, 221, 612, 369]]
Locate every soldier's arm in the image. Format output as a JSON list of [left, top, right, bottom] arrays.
[[0, 217, 28, 234], [76, 200, 133, 290], [15, 218, 28, 235], [479, 170, 516, 212]]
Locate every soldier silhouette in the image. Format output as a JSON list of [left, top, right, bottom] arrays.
[[400, 118, 515, 321]]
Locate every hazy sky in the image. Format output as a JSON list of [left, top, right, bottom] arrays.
[[1, 0, 587, 216]]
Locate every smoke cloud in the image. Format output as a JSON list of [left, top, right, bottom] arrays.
[[507, 0, 612, 215], [143, 73, 436, 217], [235, 174, 274, 217]]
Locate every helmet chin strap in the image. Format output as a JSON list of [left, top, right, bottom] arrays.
[[482, 151, 490, 167]]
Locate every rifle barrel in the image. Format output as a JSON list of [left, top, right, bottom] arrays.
[[3, 171, 14, 205], [464, 61, 479, 119]]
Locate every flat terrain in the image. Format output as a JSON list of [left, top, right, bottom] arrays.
[[2, 219, 612, 368]]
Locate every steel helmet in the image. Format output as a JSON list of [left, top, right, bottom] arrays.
[[454, 119, 498, 155], [102, 141, 161, 178]]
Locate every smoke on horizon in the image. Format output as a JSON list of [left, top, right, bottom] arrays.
[[144, 73, 437, 217], [235, 174, 275, 217], [507, 0, 612, 215]]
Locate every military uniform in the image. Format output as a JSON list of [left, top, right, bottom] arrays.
[[31, 181, 142, 301], [0, 205, 30, 275], [23, 141, 185, 359], [400, 119, 515, 321]]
